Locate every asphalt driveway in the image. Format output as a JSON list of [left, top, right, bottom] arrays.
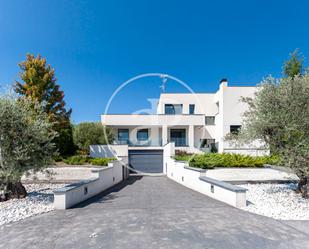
[[1, 176, 309, 249]]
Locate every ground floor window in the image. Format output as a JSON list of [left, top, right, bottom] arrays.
[[170, 129, 186, 146], [137, 129, 149, 141], [230, 125, 241, 135], [118, 129, 129, 143], [200, 139, 215, 148]]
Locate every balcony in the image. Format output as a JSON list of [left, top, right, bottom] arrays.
[[113, 139, 162, 147], [169, 137, 187, 147], [101, 114, 205, 126]]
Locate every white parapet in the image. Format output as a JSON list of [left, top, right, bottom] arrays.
[[53, 160, 124, 210], [167, 161, 247, 208], [163, 143, 247, 208]]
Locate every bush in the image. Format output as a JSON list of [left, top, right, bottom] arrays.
[[73, 122, 114, 154], [90, 158, 115, 166], [62, 155, 115, 166], [174, 150, 194, 162], [63, 155, 89, 165], [175, 153, 280, 169]]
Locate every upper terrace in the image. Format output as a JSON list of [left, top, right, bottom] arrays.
[[101, 114, 205, 126]]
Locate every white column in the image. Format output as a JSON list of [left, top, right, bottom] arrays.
[[150, 126, 159, 146], [188, 125, 194, 149], [162, 125, 168, 145]]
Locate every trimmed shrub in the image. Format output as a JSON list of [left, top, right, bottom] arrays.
[[90, 158, 115, 166], [174, 153, 280, 169], [174, 150, 194, 162], [62, 155, 115, 166], [63, 155, 89, 165]]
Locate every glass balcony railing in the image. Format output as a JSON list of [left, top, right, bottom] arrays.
[[114, 138, 187, 147], [169, 137, 187, 147], [113, 139, 162, 147]]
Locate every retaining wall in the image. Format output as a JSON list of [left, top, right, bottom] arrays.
[[53, 160, 124, 209], [163, 143, 247, 208]]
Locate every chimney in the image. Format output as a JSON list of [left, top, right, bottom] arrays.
[[220, 78, 228, 87]]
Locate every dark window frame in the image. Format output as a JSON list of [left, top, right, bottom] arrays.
[[205, 116, 215, 125], [200, 139, 215, 148], [230, 125, 241, 135], [137, 129, 149, 141], [165, 104, 183, 115], [118, 129, 129, 141], [170, 129, 187, 147], [189, 104, 195, 114]]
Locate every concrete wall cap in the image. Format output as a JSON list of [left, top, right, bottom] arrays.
[[91, 165, 113, 173], [53, 178, 98, 194], [184, 166, 207, 172], [199, 176, 247, 193]]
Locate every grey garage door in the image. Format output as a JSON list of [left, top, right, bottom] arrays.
[[129, 150, 163, 174]]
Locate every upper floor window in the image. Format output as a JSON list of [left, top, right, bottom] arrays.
[[205, 116, 215, 125], [165, 104, 183, 115], [118, 129, 129, 142], [230, 125, 241, 135], [137, 129, 148, 141], [189, 104, 195, 114]]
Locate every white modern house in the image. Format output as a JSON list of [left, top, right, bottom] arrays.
[[101, 79, 267, 173]]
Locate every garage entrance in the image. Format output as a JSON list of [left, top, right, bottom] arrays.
[[128, 150, 163, 174]]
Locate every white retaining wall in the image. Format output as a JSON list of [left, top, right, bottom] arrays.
[[89, 144, 128, 158], [54, 160, 124, 209], [163, 143, 247, 208]]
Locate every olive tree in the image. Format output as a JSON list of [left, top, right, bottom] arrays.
[[241, 75, 309, 197], [0, 94, 56, 201]]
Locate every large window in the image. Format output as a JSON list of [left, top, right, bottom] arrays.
[[205, 116, 215, 125], [189, 104, 195, 114], [137, 129, 148, 141], [170, 129, 186, 146], [118, 129, 129, 143], [230, 125, 241, 135], [165, 104, 183, 115]]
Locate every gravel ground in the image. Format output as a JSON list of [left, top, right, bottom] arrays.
[[239, 183, 309, 220], [0, 184, 64, 226]]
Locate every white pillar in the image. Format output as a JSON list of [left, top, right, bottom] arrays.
[[188, 125, 194, 148], [162, 125, 168, 145], [150, 126, 159, 146]]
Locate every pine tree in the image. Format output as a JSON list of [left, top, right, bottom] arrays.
[[283, 49, 304, 78], [15, 54, 75, 155]]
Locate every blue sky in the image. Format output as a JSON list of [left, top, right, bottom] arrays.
[[0, 0, 308, 123]]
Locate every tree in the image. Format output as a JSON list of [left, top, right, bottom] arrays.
[[283, 49, 304, 77], [0, 95, 56, 201], [73, 122, 114, 154], [14, 54, 74, 156], [241, 75, 309, 197]]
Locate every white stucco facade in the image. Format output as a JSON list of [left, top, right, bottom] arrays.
[[101, 80, 268, 155]]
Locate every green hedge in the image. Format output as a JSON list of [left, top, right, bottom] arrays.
[[174, 153, 280, 169], [62, 155, 115, 166]]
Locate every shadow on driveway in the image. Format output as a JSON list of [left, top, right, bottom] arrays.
[[73, 176, 143, 209]]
